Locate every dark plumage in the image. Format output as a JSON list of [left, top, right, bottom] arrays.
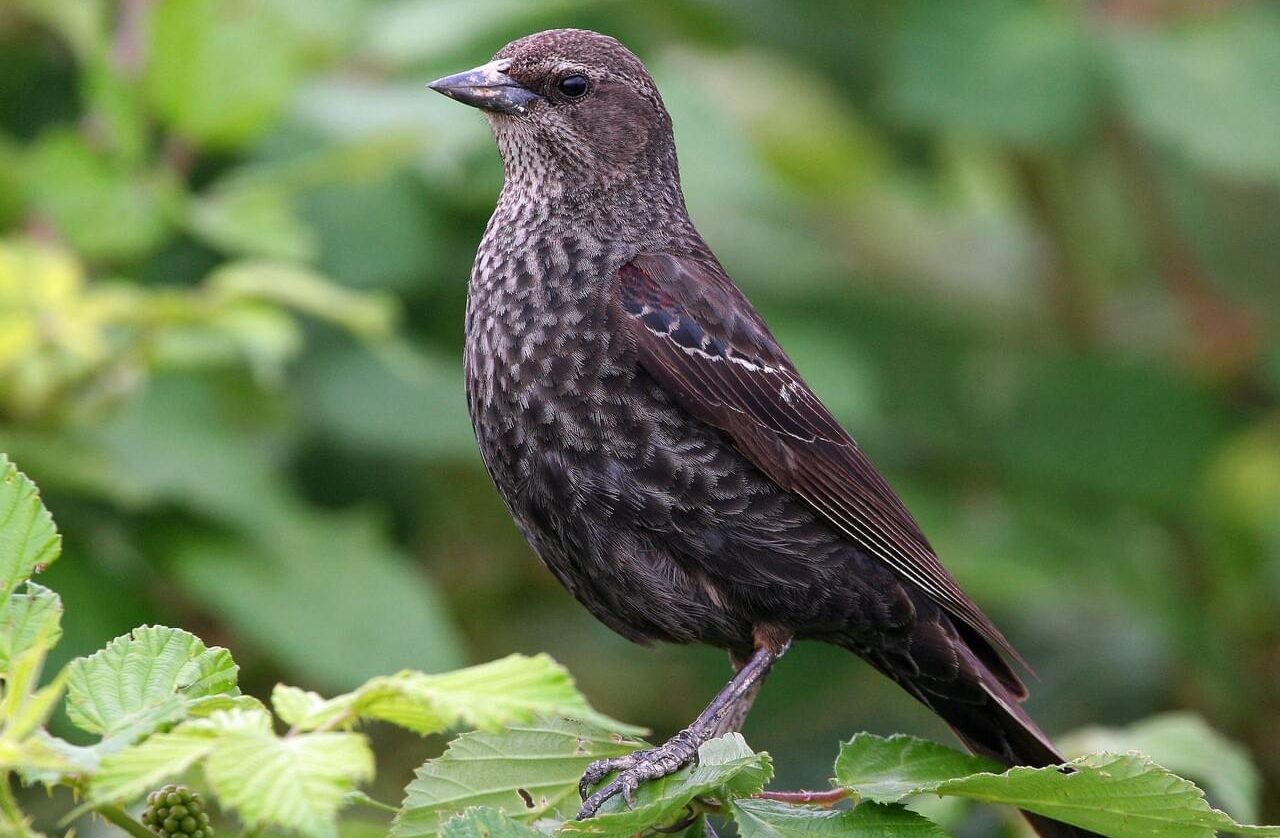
[[430, 29, 1096, 838]]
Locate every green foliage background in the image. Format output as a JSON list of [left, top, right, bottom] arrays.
[[1, 0, 1278, 832]]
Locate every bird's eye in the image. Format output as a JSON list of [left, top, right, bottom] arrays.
[[556, 74, 590, 99]]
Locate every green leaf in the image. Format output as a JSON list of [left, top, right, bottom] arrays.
[[835, 735, 1280, 838], [392, 717, 642, 838], [15, 730, 102, 785], [731, 799, 948, 838], [400, 654, 643, 734], [0, 582, 63, 672], [561, 735, 772, 837], [275, 654, 643, 737], [1060, 713, 1263, 824], [834, 734, 1001, 804], [65, 625, 240, 740], [1, 644, 66, 743], [4, 729, 85, 782], [273, 684, 332, 728], [204, 714, 374, 836], [94, 707, 375, 834], [90, 723, 221, 803], [439, 808, 545, 838], [145, 0, 302, 146], [0, 453, 61, 598]]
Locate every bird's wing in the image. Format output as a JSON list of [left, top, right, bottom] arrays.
[[617, 252, 1028, 673]]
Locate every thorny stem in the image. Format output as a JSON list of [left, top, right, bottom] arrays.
[[0, 774, 36, 838], [96, 804, 156, 838]]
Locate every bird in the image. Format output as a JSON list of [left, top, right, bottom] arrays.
[[429, 28, 1097, 838]]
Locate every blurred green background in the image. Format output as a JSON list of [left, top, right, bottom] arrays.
[[2, 0, 1278, 831]]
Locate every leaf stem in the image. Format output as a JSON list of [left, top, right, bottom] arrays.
[[752, 788, 852, 807], [0, 774, 36, 838], [96, 804, 155, 838]]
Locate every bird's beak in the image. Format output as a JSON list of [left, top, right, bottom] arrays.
[[428, 60, 540, 116]]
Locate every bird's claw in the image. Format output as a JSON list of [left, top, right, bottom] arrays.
[[576, 733, 701, 820], [578, 754, 638, 803]]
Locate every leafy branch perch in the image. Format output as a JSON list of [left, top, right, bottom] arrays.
[[1, 454, 1277, 838]]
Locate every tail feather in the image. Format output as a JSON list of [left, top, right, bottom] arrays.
[[851, 596, 1105, 838], [934, 685, 1103, 838]]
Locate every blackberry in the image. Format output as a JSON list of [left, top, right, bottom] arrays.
[[140, 785, 213, 838]]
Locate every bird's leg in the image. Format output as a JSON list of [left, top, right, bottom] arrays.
[[577, 635, 790, 819], [711, 651, 763, 737]]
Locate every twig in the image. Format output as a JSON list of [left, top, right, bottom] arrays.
[[752, 788, 851, 807], [96, 804, 156, 838]]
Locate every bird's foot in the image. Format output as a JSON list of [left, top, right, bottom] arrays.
[[576, 729, 703, 819]]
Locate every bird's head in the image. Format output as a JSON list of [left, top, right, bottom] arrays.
[[429, 29, 679, 204]]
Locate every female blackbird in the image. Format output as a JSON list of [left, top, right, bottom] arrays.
[[430, 29, 1096, 838]]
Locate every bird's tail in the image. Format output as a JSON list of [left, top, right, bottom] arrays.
[[855, 614, 1104, 838], [926, 683, 1103, 838]]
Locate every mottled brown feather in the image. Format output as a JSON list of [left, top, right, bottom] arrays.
[[618, 252, 1031, 689]]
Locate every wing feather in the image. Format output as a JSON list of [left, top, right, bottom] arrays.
[[618, 253, 1029, 677]]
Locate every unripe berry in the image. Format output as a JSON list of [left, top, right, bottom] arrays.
[[140, 785, 214, 838]]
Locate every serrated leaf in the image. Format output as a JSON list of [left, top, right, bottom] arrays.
[[561, 734, 772, 837], [0, 639, 65, 771], [393, 717, 642, 838], [0, 453, 61, 598], [65, 625, 240, 740], [273, 684, 331, 727], [204, 723, 374, 836], [0, 582, 63, 672], [90, 723, 221, 803], [0, 729, 81, 779], [834, 734, 1001, 804], [2, 667, 67, 745], [835, 735, 1280, 838], [731, 799, 948, 838], [188, 693, 268, 718], [277, 654, 643, 737], [16, 731, 102, 785], [440, 808, 545, 838], [1061, 713, 1262, 823], [390, 656, 642, 735]]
